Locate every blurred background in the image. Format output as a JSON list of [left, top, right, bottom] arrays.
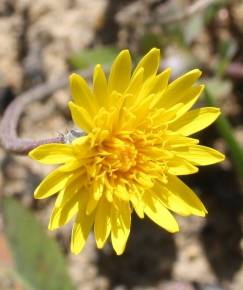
[[0, 0, 243, 290]]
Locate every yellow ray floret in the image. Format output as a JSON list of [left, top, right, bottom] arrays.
[[29, 48, 225, 255]]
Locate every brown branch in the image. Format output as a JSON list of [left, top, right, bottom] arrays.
[[0, 68, 93, 155]]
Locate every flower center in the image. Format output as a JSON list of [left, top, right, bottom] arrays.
[[77, 127, 169, 203], [99, 136, 138, 175]]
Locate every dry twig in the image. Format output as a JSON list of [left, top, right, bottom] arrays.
[[0, 68, 93, 155]]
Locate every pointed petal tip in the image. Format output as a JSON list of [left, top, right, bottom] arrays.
[[192, 68, 202, 75], [183, 68, 202, 80], [220, 153, 225, 161], [114, 247, 125, 256], [34, 190, 42, 199], [34, 186, 48, 199], [169, 220, 180, 233], [116, 49, 131, 61], [68, 101, 74, 113], [148, 47, 160, 58], [48, 223, 56, 231], [108, 49, 132, 93], [210, 107, 221, 119], [195, 204, 208, 216], [71, 248, 81, 255], [172, 226, 180, 233], [216, 107, 221, 114], [28, 145, 49, 160], [69, 73, 79, 82], [140, 47, 160, 61], [163, 67, 172, 74], [71, 242, 82, 255], [28, 150, 34, 159], [94, 63, 102, 70], [197, 210, 207, 217], [68, 101, 76, 111], [212, 150, 225, 163], [120, 49, 130, 55], [96, 243, 102, 249], [96, 240, 105, 249], [150, 47, 160, 53]]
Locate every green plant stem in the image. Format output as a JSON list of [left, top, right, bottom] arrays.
[[204, 87, 243, 178]]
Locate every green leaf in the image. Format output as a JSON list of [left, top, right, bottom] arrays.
[[69, 46, 119, 69], [2, 197, 75, 290]]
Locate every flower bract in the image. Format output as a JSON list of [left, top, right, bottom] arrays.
[[29, 48, 225, 255]]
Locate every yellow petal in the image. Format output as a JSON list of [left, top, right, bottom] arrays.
[[135, 171, 154, 188], [139, 68, 170, 101], [72, 136, 94, 159], [169, 107, 220, 136], [94, 198, 111, 248], [114, 183, 130, 201], [175, 145, 225, 165], [118, 107, 136, 130], [175, 85, 204, 118], [48, 191, 78, 230], [69, 73, 97, 115], [167, 157, 198, 175], [130, 191, 144, 219], [148, 68, 171, 94], [68, 101, 94, 133], [54, 172, 85, 207], [108, 50, 132, 94], [153, 182, 195, 216], [34, 166, 70, 199], [150, 106, 180, 127], [125, 67, 144, 95], [133, 48, 160, 80], [144, 191, 179, 233], [156, 69, 202, 108], [58, 159, 82, 172], [29, 144, 75, 164], [71, 193, 95, 254], [106, 90, 122, 110], [86, 192, 100, 215], [164, 175, 207, 216], [111, 199, 131, 255], [93, 64, 108, 108], [165, 135, 199, 148], [123, 68, 144, 107], [130, 93, 156, 125]]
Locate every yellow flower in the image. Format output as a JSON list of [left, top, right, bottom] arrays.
[[29, 48, 224, 255]]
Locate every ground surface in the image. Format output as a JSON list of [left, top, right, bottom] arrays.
[[0, 1, 243, 290]]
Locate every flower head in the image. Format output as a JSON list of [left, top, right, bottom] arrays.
[[29, 48, 224, 255]]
